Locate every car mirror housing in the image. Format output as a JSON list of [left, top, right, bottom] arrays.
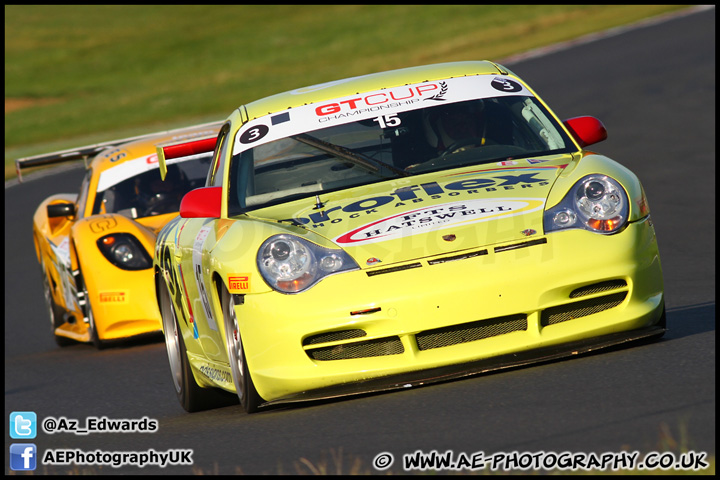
[[563, 116, 608, 148], [179, 186, 222, 219], [47, 202, 75, 218]]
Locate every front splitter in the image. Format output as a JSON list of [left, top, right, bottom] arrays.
[[259, 325, 666, 409]]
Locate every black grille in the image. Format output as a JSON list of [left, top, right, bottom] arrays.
[[494, 238, 547, 253], [416, 314, 527, 351], [570, 280, 628, 298], [541, 292, 628, 326], [428, 249, 488, 265], [366, 262, 422, 277], [303, 329, 366, 346], [307, 337, 404, 361]]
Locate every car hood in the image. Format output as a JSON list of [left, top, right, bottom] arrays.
[[248, 156, 571, 267]]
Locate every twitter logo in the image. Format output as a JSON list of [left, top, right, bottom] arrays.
[[10, 412, 37, 439]]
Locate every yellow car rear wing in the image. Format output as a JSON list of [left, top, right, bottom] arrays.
[[15, 121, 223, 183]]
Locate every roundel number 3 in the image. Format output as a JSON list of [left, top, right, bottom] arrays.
[[239, 125, 269, 144]]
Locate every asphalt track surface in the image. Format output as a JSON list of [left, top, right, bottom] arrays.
[[4, 7, 715, 475]]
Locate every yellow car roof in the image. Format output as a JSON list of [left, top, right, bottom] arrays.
[[243, 61, 509, 121]]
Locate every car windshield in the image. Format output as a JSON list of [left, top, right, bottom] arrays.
[[228, 94, 575, 215], [92, 154, 212, 218]]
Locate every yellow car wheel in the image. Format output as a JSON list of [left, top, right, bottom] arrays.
[[221, 285, 262, 413], [159, 281, 236, 412], [40, 261, 73, 347], [79, 273, 103, 350]]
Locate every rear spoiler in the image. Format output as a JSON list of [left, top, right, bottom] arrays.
[[14, 120, 223, 183], [156, 136, 218, 181]]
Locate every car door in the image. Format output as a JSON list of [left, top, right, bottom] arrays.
[[174, 217, 230, 363]]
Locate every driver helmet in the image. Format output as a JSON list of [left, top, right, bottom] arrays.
[[423, 99, 486, 151], [134, 165, 188, 215]]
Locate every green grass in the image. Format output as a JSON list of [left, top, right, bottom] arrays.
[[5, 5, 691, 179]]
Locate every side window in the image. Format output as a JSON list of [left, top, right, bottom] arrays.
[[207, 123, 231, 187]]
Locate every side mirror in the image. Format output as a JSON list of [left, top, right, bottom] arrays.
[[179, 187, 222, 219], [563, 116, 608, 148], [47, 202, 75, 218]]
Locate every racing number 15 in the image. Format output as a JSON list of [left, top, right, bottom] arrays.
[[373, 114, 401, 129]]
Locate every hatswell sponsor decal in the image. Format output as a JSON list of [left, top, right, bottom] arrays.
[[334, 198, 545, 246]]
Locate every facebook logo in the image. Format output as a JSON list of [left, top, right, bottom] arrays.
[[10, 443, 37, 471], [9, 411, 37, 439]]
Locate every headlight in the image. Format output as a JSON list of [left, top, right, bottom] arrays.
[[97, 233, 153, 270], [257, 234, 359, 293], [544, 174, 629, 234]]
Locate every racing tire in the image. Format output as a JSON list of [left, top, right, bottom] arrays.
[[41, 263, 74, 347], [159, 280, 236, 412], [222, 285, 263, 414], [79, 272, 104, 350]]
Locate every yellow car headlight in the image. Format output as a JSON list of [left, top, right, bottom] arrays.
[[544, 174, 629, 234], [257, 234, 358, 293], [97, 233, 152, 270]]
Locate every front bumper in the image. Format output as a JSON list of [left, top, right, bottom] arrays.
[[236, 217, 664, 404], [87, 269, 161, 341]]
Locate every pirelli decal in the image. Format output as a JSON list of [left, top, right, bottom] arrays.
[[228, 274, 251, 293], [99, 291, 128, 303]]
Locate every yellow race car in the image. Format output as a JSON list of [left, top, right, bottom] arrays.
[[153, 61, 665, 413], [18, 122, 221, 348]]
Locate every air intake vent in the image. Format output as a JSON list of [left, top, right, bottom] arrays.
[[428, 249, 488, 265], [494, 238, 547, 253], [366, 262, 422, 277], [303, 329, 366, 346], [541, 292, 627, 326], [307, 337, 404, 361], [416, 314, 527, 351], [569, 279, 628, 298]]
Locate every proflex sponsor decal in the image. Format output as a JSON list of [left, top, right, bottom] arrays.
[[281, 171, 553, 244], [335, 198, 544, 246]]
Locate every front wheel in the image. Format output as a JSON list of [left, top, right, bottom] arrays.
[[222, 285, 262, 413], [77, 270, 104, 349], [40, 261, 73, 347], [159, 280, 236, 412]]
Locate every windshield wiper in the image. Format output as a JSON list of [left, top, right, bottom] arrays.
[[291, 133, 409, 177]]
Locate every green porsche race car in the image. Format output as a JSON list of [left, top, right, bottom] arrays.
[[153, 61, 665, 413]]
